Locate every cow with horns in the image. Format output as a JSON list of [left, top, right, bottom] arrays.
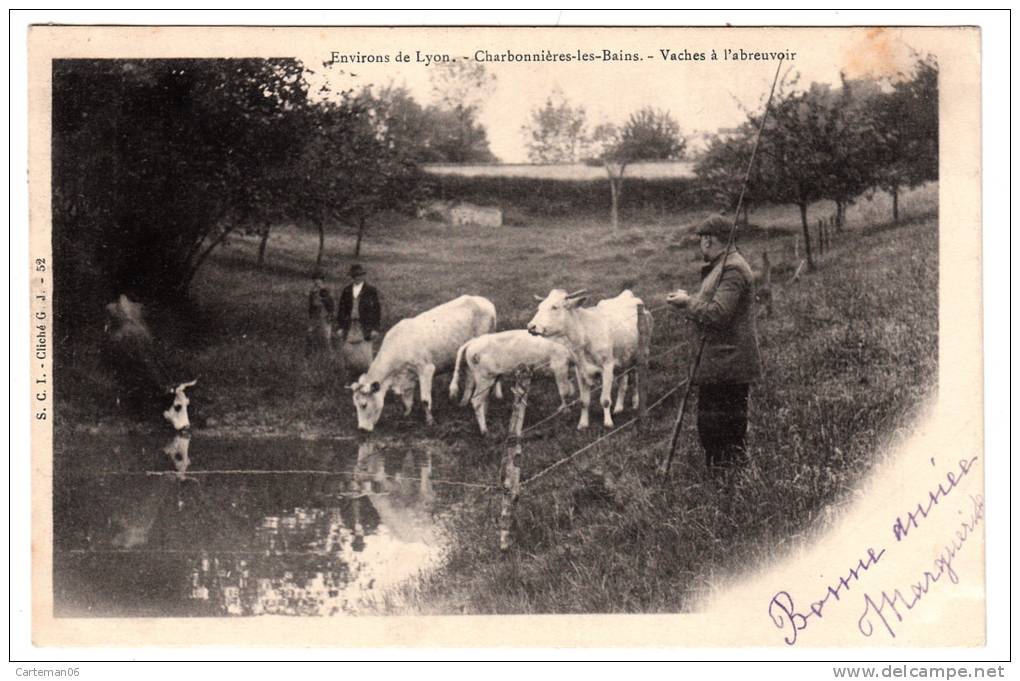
[[527, 289, 651, 430]]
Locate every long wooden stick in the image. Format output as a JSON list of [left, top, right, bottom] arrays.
[[659, 61, 784, 477]]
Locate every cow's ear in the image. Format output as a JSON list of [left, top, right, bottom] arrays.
[[370, 381, 381, 394], [349, 382, 361, 392], [533, 294, 545, 302]]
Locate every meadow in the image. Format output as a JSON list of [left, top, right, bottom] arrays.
[[57, 183, 938, 614]]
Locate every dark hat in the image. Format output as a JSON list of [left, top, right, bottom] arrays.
[[695, 214, 734, 239], [349, 263, 367, 277]]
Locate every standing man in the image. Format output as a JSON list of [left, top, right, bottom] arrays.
[[336, 263, 382, 375], [667, 214, 763, 469]]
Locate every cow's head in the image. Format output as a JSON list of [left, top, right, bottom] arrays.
[[163, 380, 197, 431], [527, 289, 588, 338], [350, 375, 385, 433]]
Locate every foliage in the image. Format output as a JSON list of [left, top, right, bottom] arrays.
[[52, 59, 310, 314], [423, 61, 499, 163], [286, 86, 427, 261], [870, 56, 939, 221], [586, 107, 687, 229], [596, 107, 687, 165], [522, 89, 589, 163], [693, 57, 938, 261], [53, 60, 438, 318]]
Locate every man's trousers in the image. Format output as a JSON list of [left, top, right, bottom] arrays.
[[697, 383, 750, 469]]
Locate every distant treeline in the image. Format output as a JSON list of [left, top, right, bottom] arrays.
[[425, 173, 712, 216]]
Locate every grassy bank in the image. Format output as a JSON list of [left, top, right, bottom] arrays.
[[392, 205, 937, 614], [54, 184, 938, 613]]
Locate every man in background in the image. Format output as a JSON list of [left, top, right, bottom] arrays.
[[667, 214, 763, 470], [336, 263, 381, 375]]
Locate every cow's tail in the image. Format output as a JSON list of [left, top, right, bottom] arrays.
[[449, 340, 471, 401]]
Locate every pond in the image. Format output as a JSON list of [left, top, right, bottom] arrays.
[[52, 433, 473, 617]]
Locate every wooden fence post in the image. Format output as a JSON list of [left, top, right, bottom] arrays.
[[499, 368, 531, 551], [636, 303, 651, 425]]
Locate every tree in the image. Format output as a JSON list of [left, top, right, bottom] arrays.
[[826, 75, 884, 229], [425, 61, 499, 163], [693, 123, 760, 225], [521, 89, 589, 163], [344, 88, 428, 257], [52, 58, 310, 315], [288, 87, 427, 265], [430, 60, 496, 113], [871, 56, 939, 223], [742, 86, 838, 271], [587, 107, 686, 229]]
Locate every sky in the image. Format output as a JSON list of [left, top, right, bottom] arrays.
[[310, 26, 933, 162]]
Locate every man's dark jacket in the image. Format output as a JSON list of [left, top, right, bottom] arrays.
[[336, 283, 382, 337], [684, 250, 763, 385]]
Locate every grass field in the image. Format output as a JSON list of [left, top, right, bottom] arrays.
[[57, 184, 938, 614]]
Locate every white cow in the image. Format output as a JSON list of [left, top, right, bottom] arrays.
[[449, 330, 577, 436], [527, 289, 651, 430], [350, 295, 497, 432]]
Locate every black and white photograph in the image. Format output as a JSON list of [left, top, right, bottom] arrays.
[[23, 20, 991, 652]]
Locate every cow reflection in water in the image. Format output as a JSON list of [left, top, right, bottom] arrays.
[[109, 432, 197, 549], [182, 439, 444, 616], [349, 440, 436, 552]]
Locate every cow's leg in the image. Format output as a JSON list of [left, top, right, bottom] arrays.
[[418, 363, 436, 426], [398, 388, 414, 416], [601, 364, 616, 428], [628, 367, 636, 409], [458, 368, 475, 407], [470, 379, 495, 435], [493, 379, 504, 401], [576, 365, 592, 430], [614, 373, 629, 414], [554, 366, 573, 411]]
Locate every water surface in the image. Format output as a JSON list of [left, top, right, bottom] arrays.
[[53, 433, 467, 616]]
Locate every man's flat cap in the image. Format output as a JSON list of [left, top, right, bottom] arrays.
[[695, 214, 734, 239]]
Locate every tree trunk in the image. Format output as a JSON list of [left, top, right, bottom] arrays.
[[256, 223, 272, 270], [354, 216, 366, 258], [315, 220, 326, 269], [835, 201, 845, 232], [609, 180, 619, 230], [605, 162, 626, 230], [799, 202, 815, 271], [181, 225, 234, 294], [892, 186, 900, 224]]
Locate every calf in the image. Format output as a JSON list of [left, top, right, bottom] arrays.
[[449, 330, 577, 435]]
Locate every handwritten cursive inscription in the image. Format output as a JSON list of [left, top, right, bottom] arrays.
[[768, 547, 886, 645], [857, 494, 984, 639], [767, 455, 983, 645], [891, 457, 979, 542]]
